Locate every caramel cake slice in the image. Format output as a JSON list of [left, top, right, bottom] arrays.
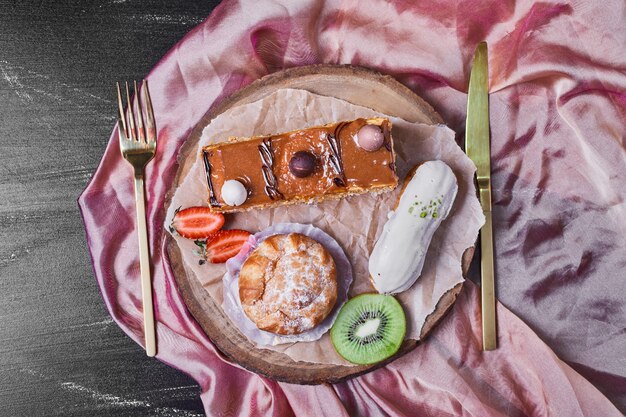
[[201, 118, 398, 213]]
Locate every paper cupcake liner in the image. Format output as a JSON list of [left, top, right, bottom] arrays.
[[222, 222, 353, 346]]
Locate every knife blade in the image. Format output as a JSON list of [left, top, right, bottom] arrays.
[[465, 42, 497, 351]]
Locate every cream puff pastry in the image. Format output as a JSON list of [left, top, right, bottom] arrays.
[[369, 161, 458, 294]]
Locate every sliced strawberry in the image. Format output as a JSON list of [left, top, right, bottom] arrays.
[[171, 207, 225, 239], [205, 229, 251, 263]]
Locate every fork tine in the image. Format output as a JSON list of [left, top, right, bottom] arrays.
[[116, 82, 128, 138], [143, 80, 156, 143], [134, 80, 146, 142], [125, 81, 137, 140]]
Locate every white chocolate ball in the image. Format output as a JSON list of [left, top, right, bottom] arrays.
[[356, 124, 385, 151], [221, 180, 247, 206]]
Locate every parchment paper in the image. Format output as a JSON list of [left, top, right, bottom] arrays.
[[165, 88, 484, 365]]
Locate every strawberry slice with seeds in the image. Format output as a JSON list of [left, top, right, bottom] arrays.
[[171, 207, 225, 239], [205, 229, 251, 263]]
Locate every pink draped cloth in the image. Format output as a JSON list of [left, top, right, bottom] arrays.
[[78, 0, 626, 415]]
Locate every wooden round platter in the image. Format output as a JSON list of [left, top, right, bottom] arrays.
[[165, 65, 472, 384]]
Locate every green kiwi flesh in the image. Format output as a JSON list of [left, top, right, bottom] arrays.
[[330, 293, 406, 365]]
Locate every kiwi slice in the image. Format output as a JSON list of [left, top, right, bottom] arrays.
[[330, 293, 406, 365]]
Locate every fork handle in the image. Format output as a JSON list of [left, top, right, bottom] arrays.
[[133, 174, 157, 357]]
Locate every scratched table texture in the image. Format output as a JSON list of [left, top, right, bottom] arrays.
[[0, 1, 221, 416]]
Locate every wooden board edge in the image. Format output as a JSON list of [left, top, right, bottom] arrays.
[[166, 235, 471, 384], [164, 64, 444, 208], [209, 65, 444, 125], [161, 64, 473, 384], [165, 235, 369, 384]]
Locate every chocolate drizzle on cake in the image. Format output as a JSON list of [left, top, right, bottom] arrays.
[[200, 118, 398, 212], [202, 151, 221, 207], [258, 138, 284, 200], [326, 122, 347, 187]]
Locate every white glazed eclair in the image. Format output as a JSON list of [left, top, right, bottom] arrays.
[[369, 160, 458, 294]]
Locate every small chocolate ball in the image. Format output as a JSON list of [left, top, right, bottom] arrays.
[[289, 151, 317, 178], [357, 124, 385, 151]]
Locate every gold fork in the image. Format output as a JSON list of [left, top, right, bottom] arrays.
[[116, 80, 157, 357]]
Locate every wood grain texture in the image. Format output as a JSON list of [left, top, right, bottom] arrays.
[[166, 65, 471, 384], [0, 1, 220, 416]]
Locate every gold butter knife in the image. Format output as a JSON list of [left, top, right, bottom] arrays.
[[465, 42, 497, 351]]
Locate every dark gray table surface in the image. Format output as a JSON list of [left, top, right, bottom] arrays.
[[0, 1, 221, 416]]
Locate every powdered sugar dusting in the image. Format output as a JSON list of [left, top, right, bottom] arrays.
[[248, 235, 335, 330], [223, 223, 353, 346]]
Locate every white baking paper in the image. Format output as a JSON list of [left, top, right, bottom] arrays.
[[165, 88, 485, 366]]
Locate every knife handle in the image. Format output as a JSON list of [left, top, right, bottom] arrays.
[[480, 210, 497, 351]]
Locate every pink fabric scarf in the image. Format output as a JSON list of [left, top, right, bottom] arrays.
[[79, 0, 626, 415]]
